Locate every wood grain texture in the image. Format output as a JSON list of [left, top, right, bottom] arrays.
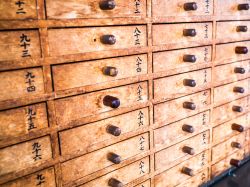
[[135, 180, 150, 187], [245, 129, 250, 157], [216, 0, 250, 16]]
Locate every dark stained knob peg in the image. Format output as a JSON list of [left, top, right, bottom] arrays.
[[183, 54, 197, 63], [232, 105, 243, 113], [103, 66, 118, 77], [108, 178, 123, 187], [107, 125, 121, 136], [233, 87, 245, 93], [230, 159, 241, 167], [184, 2, 198, 11], [107, 153, 121, 164], [234, 67, 246, 74], [99, 0, 116, 10], [181, 167, 194, 176], [235, 46, 248, 54], [103, 95, 120, 108], [183, 29, 197, 37], [101, 35, 116, 45], [182, 146, 195, 155], [238, 4, 249, 11], [231, 123, 244, 132], [182, 124, 194, 133], [183, 102, 196, 110], [183, 79, 196, 87], [237, 26, 248, 32], [231, 142, 242, 149]]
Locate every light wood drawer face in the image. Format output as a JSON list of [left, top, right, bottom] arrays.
[[52, 54, 148, 91], [0, 136, 52, 176], [153, 23, 212, 47], [61, 133, 149, 184], [245, 129, 250, 157], [214, 60, 250, 86], [214, 78, 250, 106], [212, 133, 246, 162], [0, 68, 45, 102], [155, 150, 209, 187], [216, 0, 250, 16], [154, 111, 210, 148], [152, 0, 212, 17], [0, 0, 38, 20], [54, 82, 148, 126], [0, 30, 41, 61], [48, 26, 147, 56], [2, 167, 56, 187], [153, 46, 212, 73], [46, 0, 146, 19], [0, 103, 48, 143], [59, 108, 149, 155], [154, 90, 211, 125], [155, 131, 210, 171], [135, 180, 150, 187], [213, 113, 250, 144], [154, 68, 211, 100]]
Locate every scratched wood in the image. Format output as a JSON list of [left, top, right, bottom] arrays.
[[216, 0, 250, 16]]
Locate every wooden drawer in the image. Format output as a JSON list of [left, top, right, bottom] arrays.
[[0, 68, 45, 102], [61, 133, 149, 184], [46, 0, 146, 19], [213, 113, 250, 144], [52, 54, 148, 91], [212, 133, 246, 162], [154, 111, 210, 149], [135, 180, 150, 187], [0, 30, 41, 61], [153, 46, 212, 73], [48, 26, 147, 57], [0, 103, 48, 144], [1, 167, 56, 187], [0, 136, 52, 176], [214, 60, 250, 86], [154, 68, 211, 100], [154, 90, 211, 125], [214, 78, 249, 106], [152, 22, 212, 48], [154, 150, 209, 187], [54, 82, 148, 126], [152, 0, 212, 17], [155, 131, 210, 171], [80, 157, 149, 187], [216, 0, 250, 16], [59, 108, 149, 155], [245, 129, 250, 157]]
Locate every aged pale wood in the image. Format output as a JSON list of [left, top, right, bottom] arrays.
[[216, 0, 250, 16], [135, 180, 150, 187], [245, 129, 250, 157]]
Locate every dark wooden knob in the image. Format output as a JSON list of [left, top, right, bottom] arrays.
[[183, 102, 196, 110], [184, 2, 198, 11], [238, 4, 249, 11], [232, 105, 243, 113], [237, 26, 248, 32], [182, 124, 194, 133], [182, 146, 195, 155], [183, 29, 197, 37], [107, 125, 121, 136], [181, 167, 194, 176], [233, 87, 245, 94], [107, 153, 121, 164], [234, 67, 246, 74], [183, 54, 197, 63], [99, 0, 116, 10], [103, 95, 120, 108], [103, 66, 118, 77], [101, 35, 116, 45], [183, 79, 196, 87], [231, 123, 244, 132], [230, 159, 241, 167], [235, 46, 248, 54], [108, 178, 123, 187], [231, 142, 242, 149]]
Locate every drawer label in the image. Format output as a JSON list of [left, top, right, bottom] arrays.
[[32, 142, 42, 161], [15, 0, 27, 15], [205, 0, 210, 14], [204, 24, 209, 39], [134, 27, 142, 45], [137, 84, 143, 101], [139, 135, 146, 151], [20, 33, 32, 58], [139, 160, 145, 174], [26, 106, 37, 131], [204, 47, 210, 63], [138, 110, 144, 127], [136, 56, 143, 73], [134, 0, 142, 14], [25, 71, 37, 92]]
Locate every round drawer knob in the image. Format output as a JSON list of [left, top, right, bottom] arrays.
[[183, 29, 197, 37], [231, 123, 244, 132], [237, 26, 248, 32], [235, 46, 248, 54], [183, 102, 196, 110], [181, 167, 194, 176], [230, 159, 241, 167], [238, 4, 249, 11], [231, 142, 242, 149], [234, 67, 246, 74], [99, 0, 116, 10], [108, 178, 123, 187], [103, 66, 118, 77], [184, 2, 198, 11], [233, 87, 245, 94], [182, 146, 195, 155], [183, 54, 197, 63], [101, 35, 116, 45], [107, 153, 121, 164], [107, 125, 121, 136], [182, 124, 194, 133], [183, 79, 196, 87], [103, 95, 120, 108], [232, 105, 243, 113]]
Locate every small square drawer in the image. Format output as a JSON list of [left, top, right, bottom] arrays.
[[0, 136, 52, 176], [216, 0, 250, 16], [61, 133, 149, 184], [154, 68, 211, 100], [155, 131, 210, 171], [48, 26, 147, 57], [135, 180, 150, 187]]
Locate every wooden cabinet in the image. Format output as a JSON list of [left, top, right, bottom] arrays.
[[216, 0, 250, 16]]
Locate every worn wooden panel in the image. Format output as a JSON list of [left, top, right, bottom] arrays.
[[0, 30, 41, 61], [245, 129, 250, 157], [135, 180, 150, 187], [0, 136, 52, 176], [61, 133, 149, 184], [154, 68, 211, 100], [52, 54, 148, 91], [54, 82, 148, 126], [216, 0, 250, 16], [48, 26, 147, 56], [153, 46, 212, 73]]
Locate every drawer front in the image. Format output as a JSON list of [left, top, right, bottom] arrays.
[[214, 60, 250, 86], [245, 129, 250, 157], [80, 157, 150, 187], [0, 103, 48, 143], [48, 26, 147, 56], [153, 46, 212, 73], [52, 54, 148, 91], [213, 113, 250, 144], [59, 108, 149, 155], [61, 133, 149, 184], [212, 133, 246, 162], [0, 0, 37, 20], [216, 0, 250, 16], [154, 111, 210, 148], [54, 82, 148, 126], [154, 68, 211, 100], [46, 0, 146, 19], [152, 0, 212, 17], [155, 150, 209, 187], [2, 167, 56, 187], [0, 30, 41, 61], [153, 23, 212, 47], [135, 180, 150, 187], [0, 136, 52, 176], [0, 68, 45, 101], [214, 78, 249, 106], [154, 90, 211, 125]]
